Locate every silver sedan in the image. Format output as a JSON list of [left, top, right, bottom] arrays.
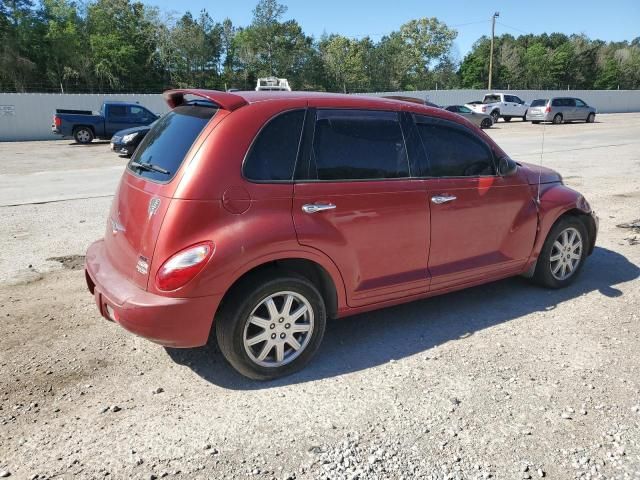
[[444, 105, 493, 129]]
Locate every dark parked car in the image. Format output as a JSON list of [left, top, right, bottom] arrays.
[[85, 89, 598, 380], [110, 123, 153, 157], [52, 101, 158, 144]]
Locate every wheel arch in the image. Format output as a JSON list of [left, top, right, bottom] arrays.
[[73, 124, 95, 136], [216, 255, 343, 323]]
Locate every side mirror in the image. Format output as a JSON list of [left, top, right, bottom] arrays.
[[497, 156, 518, 176]]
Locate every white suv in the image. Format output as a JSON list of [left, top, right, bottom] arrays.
[[466, 93, 528, 123]]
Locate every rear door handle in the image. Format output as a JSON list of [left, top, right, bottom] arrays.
[[431, 195, 457, 205], [302, 203, 336, 214]]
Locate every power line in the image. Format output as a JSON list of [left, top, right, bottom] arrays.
[[496, 21, 530, 35]]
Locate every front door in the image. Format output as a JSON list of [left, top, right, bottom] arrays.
[[411, 114, 538, 291], [292, 109, 430, 307]]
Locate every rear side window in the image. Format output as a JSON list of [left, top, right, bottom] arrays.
[[128, 104, 217, 182], [243, 110, 305, 181], [414, 117, 495, 177], [552, 98, 565, 107], [109, 105, 127, 116], [531, 99, 548, 107], [308, 109, 409, 181]]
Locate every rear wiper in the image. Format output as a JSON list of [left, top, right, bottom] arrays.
[[130, 161, 170, 175]]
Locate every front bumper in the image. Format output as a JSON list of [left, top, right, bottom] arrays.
[[110, 142, 128, 155], [85, 240, 222, 347]]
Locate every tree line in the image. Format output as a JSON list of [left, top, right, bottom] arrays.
[[2, 0, 639, 94]]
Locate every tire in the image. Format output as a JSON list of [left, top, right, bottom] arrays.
[[490, 110, 500, 123], [73, 126, 94, 144], [215, 273, 326, 380], [503, 116, 512, 122], [532, 216, 588, 289], [552, 113, 563, 125], [587, 113, 595, 123], [480, 118, 492, 129], [532, 121, 541, 124]]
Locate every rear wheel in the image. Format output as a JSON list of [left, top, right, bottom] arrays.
[[503, 116, 512, 122], [73, 126, 94, 144], [532, 217, 588, 288], [215, 273, 326, 380], [587, 113, 595, 123], [552, 113, 563, 125], [480, 118, 492, 129], [490, 110, 500, 123]]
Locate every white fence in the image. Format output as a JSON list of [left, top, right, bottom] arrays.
[[365, 89, 640, 113], [0, 93, 169, 142], [1, 90, 639, 141]]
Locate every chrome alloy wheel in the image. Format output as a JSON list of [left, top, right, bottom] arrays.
[[243, 291, 314, 368], [550, 227, 583, 281]]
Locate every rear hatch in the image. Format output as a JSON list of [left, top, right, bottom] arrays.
[[529, 99, 548, 114], [103, 103, 218, 290]]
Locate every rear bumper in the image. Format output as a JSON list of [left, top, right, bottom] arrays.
[[526, 111, 553, 121], [85, 240, 221, 347]]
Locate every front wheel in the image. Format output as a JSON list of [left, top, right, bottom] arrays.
[[215, 274, 326, 380], [532, 217, 588, 288], [480, 118, 492, 129], [73, 126, 94, 144], [587, 113, 595, 123]]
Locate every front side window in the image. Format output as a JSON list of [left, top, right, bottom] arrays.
[[128, 104, 217, 182], [243, 110, 305, 181], [512, 96, 524, 104], [565, 98, 576, 107], [307, 110, 409, 181], [414, 116, 495, 177], [458, 106, 472, 114], [575, 99, 587, 107]]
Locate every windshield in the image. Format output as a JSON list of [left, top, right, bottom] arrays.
[[531, 99, 548, 107], [483, 95, 500, 104], [128, 105, 217, 182]]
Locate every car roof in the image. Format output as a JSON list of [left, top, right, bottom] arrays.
[[164, 89, 447, 112], [163, 89, 483, 131]]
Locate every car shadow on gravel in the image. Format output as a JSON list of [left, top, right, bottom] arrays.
[[165, 246, 638, 389]]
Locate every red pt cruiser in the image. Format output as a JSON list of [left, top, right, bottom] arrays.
[[85, 90, 598, 379]]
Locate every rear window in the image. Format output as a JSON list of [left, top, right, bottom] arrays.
[[483, 95, 501, 104], [531, 99, 548, 107], [128, 105, 217, 182]]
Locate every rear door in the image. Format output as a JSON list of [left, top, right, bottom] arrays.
[[411, 114, 537, 291], [292, 108, 430, 307]]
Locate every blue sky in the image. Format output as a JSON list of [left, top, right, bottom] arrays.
[[144, 0, 640, 59]]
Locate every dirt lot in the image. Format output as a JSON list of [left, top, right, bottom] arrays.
[[1, 114, 639, 480]]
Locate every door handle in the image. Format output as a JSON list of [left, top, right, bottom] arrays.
[[431, 195, 457, 204], [302, 203, 336, 214]]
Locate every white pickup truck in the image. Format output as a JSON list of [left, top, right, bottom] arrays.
[[465, 93, 529, 123]]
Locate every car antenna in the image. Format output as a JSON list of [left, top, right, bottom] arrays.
[[537, 122, 546, 205]]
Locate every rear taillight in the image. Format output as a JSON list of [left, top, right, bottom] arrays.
[[544, 105, 551, 113], [53, 115, 61, 127], [156, 241, 214, 291]]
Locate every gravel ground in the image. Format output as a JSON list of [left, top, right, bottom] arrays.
[[1, 114, 639, 479]]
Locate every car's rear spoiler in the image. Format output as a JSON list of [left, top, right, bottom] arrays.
[[164, 89, 248, 111]]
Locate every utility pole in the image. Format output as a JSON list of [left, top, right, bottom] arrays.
[[488, 11, 499, 90]]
